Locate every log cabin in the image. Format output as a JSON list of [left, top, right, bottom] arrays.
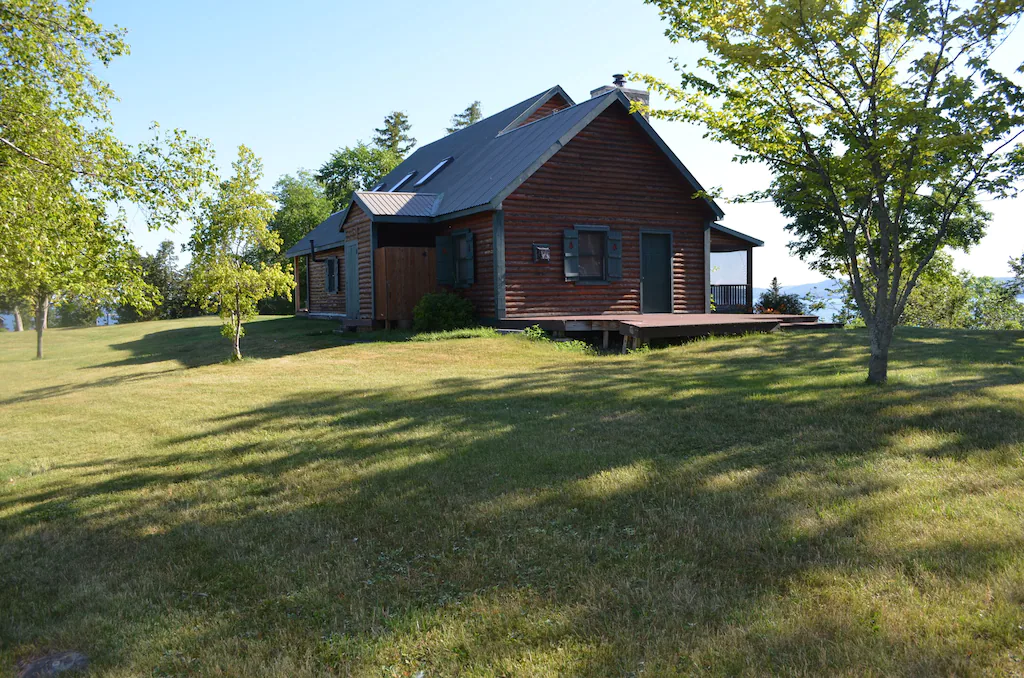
[[286, 76, 773, 338]]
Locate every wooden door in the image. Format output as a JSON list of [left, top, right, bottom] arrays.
[[374, 247, 437, 326], [641, 232, 672, 314]]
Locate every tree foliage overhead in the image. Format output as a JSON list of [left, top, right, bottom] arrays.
[[315, 141, 400, 213], [638, 0, 1024, 382], [188, 146, 294, 360], [447, 101, 483, 134], [373, 110, 415, 156], [0, 0, 214, 358]]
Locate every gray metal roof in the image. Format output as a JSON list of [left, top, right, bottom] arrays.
[[368, 86, 725, 219], [354, 191, 440, 217], [283, 210, 346, 257], [291, 84, 735, 249]]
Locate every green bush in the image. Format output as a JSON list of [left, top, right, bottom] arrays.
[[755, 277, 806, 315], [412, 292, 475, 333]]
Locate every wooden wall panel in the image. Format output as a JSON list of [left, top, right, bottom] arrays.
[[502, 104, 713, 317], [519, 92, 571, 127], [711, 230, 751, 252], [342, 204, 374, 320], [438, 211, 495, 318], [306, 246, 346, 315]]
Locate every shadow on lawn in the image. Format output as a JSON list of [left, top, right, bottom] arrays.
[[90, 316, 356, 370], [3, 329, 1024, 675]]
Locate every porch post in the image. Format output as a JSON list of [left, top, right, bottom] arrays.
[[293, 256, 301, 314], [746, 246, 754, 313], [703, 222, 712, 313]]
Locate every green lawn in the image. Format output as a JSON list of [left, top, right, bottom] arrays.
[[2, 317, 1024, 676]]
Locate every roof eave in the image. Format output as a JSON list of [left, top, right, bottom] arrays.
[[711, 222, 764, 247]]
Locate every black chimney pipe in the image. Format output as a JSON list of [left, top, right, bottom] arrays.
[[613, 74, 626, 88]]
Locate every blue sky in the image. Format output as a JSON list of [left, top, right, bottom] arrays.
[[92, 0, 1023, 287]]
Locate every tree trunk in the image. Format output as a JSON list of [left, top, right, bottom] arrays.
[[34, 294, 48, 360], [13, 306, 23, 332], [867, 319, 894, 384], [232, 316, 242, 361]]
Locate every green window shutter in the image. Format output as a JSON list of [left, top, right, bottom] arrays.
[[563, 229, 579, 281], [436, 235, 454, 286], [607, 230, 623, 281], [461, 230, 475, 286]]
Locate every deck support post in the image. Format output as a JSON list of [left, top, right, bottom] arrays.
[[602, 330, 610, 349]]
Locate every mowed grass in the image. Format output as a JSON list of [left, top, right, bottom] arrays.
[[2, 317, 1024, 677]]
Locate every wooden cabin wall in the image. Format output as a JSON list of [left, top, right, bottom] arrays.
[[343, 204, 374, 320], [502, 104, 713, 317], [438, 211, 496, 319], [519, 92, 572, 127], [306, 246, 345, 315]]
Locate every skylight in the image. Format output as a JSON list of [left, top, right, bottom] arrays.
[[370, 182, 385, 192], [413, 157, 453, 187], [388, 172, 417, 192]]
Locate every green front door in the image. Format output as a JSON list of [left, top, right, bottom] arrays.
[[641, 232, 672, 314]]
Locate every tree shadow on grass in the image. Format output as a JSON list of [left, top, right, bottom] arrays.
[[3, 332, 1024, 675], [87, 316, 369, 371]]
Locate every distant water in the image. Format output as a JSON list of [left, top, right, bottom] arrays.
[[0, 311, 118, 330]]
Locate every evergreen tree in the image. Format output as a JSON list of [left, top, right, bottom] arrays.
[[373, 111, 415, 156], [446, 101, 483, 134]]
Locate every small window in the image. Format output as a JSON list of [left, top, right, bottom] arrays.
[[414, 157, 453, 187], [578, 230, 606, 280], [324, 258, 339, 294], [389, 172, 416, 192]]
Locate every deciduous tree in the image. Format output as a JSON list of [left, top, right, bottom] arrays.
[[315, 142, 400, 212], [269, 170, 333, 253], [0, 0, 214, 358], [638, 0, 1024, 383], [188, 146, 294, 361]]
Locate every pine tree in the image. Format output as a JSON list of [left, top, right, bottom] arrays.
[[373, 111, 415, 157], [446, 101, 483, 134]]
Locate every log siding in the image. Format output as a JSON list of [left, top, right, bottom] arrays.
[[343, 204, 374, 320], [502, 104, 713, 317], [439, 211, 495, 318], [306, 246, 346, 315], [520, 92, 572, 127]]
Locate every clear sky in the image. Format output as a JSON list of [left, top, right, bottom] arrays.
[[92, 0, 1023, 288]]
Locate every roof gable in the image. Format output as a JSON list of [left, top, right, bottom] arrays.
[[290, 85, 728, 251]]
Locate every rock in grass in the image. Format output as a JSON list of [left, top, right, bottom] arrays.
[[18, 652, 88, 677]]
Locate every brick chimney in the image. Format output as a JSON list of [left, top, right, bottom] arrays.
[[590, 74, 650, 119]]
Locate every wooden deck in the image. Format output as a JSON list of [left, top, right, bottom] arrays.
[[499, 313, 832, 350]]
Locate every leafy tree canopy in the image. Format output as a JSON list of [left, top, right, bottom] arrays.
[[447, 101, 483, 134], [269, 170, 333, 253], [0, 0, 215, 358], [315, 142, 401, 213], [638, 0, 1024, 382]]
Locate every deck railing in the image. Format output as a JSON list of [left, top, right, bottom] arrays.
[[711, 284, 752, 313]]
